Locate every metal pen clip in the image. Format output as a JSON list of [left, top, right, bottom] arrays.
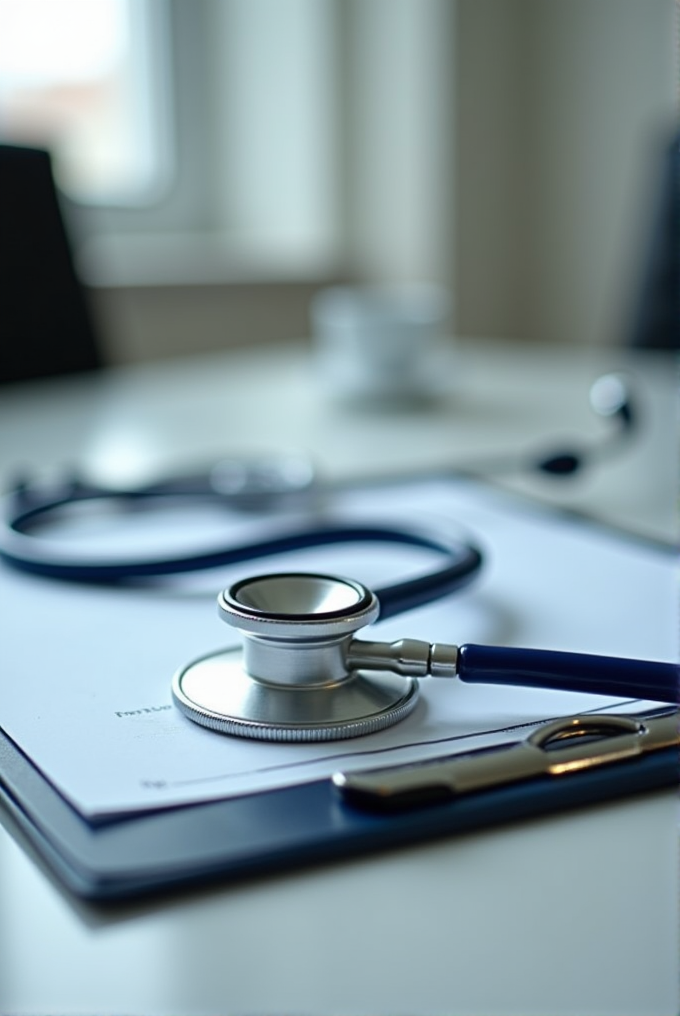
[[332, 710, 680, 811]]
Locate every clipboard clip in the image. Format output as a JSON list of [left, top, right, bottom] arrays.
[[332, 710, 680, 811]]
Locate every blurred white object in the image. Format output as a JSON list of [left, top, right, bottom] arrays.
[[311, 284, 450, 406]]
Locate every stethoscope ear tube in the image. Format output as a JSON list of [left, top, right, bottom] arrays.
[[457, 644, 678, 703], [372, 534, 483, 619], [0, 511, 483, 607]]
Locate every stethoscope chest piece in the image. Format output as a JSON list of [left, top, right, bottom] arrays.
[[172, 568, 678, 742], [172, 573, 420, 742]]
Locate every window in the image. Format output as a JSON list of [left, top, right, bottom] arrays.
[[0, 0, 170, 206], [0, 0, 342, 283], [0, 0, 452, 290]]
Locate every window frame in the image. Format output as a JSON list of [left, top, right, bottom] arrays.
[[76, 0, 344, 287]]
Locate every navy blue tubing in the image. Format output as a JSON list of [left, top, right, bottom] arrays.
[[458, 644, 678, 704], [0, 492, 483, 618]]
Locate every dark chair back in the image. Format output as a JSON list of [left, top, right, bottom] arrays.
[[0, 143, 103, 383], [628, 134, 679, 350]]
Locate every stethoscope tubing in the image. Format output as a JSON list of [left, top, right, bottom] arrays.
[[457, 644, 677, 703], [2, 482, 676, 706], [0, 492, 483, 617]]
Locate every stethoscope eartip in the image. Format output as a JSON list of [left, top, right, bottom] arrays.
[[589, 373, 634, 429]]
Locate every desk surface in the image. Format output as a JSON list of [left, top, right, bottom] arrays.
[[0, 338, 677, 1016]]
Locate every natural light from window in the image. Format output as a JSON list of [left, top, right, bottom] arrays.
[[0, 0, 168, 204]]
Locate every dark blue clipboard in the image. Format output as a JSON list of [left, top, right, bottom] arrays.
[[0, 475, 677, 902], [0, 709, 677, 901]]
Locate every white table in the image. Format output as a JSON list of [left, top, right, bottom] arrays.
[[0, 338, 677, 1016]]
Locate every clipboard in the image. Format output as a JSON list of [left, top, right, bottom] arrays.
[[0, 475, 677, 900], [0, 706, 677, 900]]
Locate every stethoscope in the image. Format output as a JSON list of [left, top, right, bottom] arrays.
[[1, 374, 676, 740]]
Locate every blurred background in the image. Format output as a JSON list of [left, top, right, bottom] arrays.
[[0, 0, 677, 366]]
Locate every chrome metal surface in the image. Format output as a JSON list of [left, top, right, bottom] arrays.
[[230, 573, 366, 617], [172, 646, 419, 741], [175, 572, 460, 739], [208, 452, 315, 503], [241, 633, 353, 688], [333, 710, 680, 805], [218, 573, 380, 690], [218, 573, 379, 639], [348, 639, 459, 677]]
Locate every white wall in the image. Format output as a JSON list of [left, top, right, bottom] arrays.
[[453, 0, 677, 345], [338, 0, 455, 289], [89, 0, 677, 362]]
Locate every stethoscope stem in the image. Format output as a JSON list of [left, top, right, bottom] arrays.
[[348, 640, 676, 703]]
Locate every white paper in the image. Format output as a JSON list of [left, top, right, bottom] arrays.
[[0, 477, 675, 819]]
